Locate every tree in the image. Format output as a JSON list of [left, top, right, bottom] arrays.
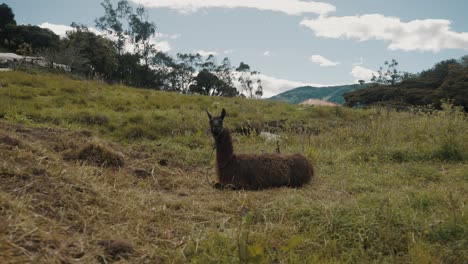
[[420, 59, 458, 85], [13, 43, 33, 70], [215, 57, 234, 87], [461, 55, 468, 67], [95, 0, 159, 86], [0, 2, 16, 48], [189, 69, 238, 97], [64, 24, 118, 78], [95, 0, 132, 82], [40, 42, 89, 73], [128, 6, 157, 67], [4, 25, 59, 52], [236, 62, 263, 99], [371, 59, 402, 86], [175, 53, 202, 93], [0, 3, 16, 29], [151, 51, 179, 91], [358, 80, 365, 85], [16, 43, 32, 56], [95, 0, 131, 56], [189, 69, 218, 95], [201, 54, 217, 72]]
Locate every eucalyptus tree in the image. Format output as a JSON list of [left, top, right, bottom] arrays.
[[236, 62, 263, 99]]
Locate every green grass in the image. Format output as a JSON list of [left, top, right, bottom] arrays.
[[0, 71, 467, 263]]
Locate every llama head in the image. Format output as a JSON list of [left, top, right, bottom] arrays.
[[206, 108, 226, 138]]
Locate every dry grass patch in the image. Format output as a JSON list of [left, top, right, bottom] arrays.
[[73, 143, 125, 168]]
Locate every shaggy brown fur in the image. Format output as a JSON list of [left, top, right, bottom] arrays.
[[207, 109, 313, 190]]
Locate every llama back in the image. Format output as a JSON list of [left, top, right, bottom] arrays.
[[218, 153, 313, 189], [288, 154, 313, 187]]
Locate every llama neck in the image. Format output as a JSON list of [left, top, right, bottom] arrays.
[[215, 128, 234, 167]]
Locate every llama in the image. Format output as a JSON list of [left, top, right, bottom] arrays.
[[207, 108, 313, 190]]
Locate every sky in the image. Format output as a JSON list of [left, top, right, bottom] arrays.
[[3, 0, 468, 97]]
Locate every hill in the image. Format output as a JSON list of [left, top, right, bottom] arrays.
[[344, 57, 468, 111], [0, 71, 467, 263], [269, 84, 370, 105]]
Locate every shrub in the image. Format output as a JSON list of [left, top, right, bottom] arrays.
[[434, 140, 465, 162]]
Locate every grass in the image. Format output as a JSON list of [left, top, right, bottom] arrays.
[[0, 71, 467, 263]]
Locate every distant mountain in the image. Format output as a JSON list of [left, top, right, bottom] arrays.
[[269, 84, 370, 105]]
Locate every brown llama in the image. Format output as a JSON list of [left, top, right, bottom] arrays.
[[207, 108, 314, 190]]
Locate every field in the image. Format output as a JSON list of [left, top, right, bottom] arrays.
[[0, 71, 467, 263]]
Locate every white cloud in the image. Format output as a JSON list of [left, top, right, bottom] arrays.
[[131, 0, 335, 15], [350, 66, 376, 82], [353, 57, 365, 66], [300, 14, 468, 52], [39, 22, 172, 52], [39, 22, 74, 38], [309, 54, 340, 67], [169, 34, 181, 40], [231, 72, 330, 98], [155, 33, 181, 40], [263, 50, 271, 56], [39, 22, 103, 38], [194, 50, 219, 57], [223, 49, 235, 54], [154, 41, 172, 52], [259, 74, 326, 98]]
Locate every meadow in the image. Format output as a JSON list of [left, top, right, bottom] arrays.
[[0, 71, 467, 263]]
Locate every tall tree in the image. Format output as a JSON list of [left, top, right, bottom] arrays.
[[0, 3, 16, 30], [64, 24, 118, 78], [128, 6, 157, 67], [371, 59, 402, 86], [95, 0, 159, 85], [189, 69, 238, 97], [5, 25, 59, 52], [215, 57, 234, 87], [95, 0, 131, 56], [151, 51, 179, 91], [175, 53, 202, 93], [236, 62, 263, 99], [201, 54, 217, 71]]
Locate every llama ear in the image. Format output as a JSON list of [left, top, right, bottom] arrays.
[[220, 108, 226, 120], [206, 109, 212, 120]]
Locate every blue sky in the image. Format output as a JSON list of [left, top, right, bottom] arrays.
[[4, 0, 468, 97]]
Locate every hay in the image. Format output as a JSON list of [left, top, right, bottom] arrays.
[[0, 135, 21, 147], [97, 240, 134, 260], [77, 143, 125, 167]]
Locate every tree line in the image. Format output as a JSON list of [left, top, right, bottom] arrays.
[[0, 1, 263, 98]]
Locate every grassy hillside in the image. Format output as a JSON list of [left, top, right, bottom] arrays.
[[0, 71, 467, 263], [269, 84, 370, 105]]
